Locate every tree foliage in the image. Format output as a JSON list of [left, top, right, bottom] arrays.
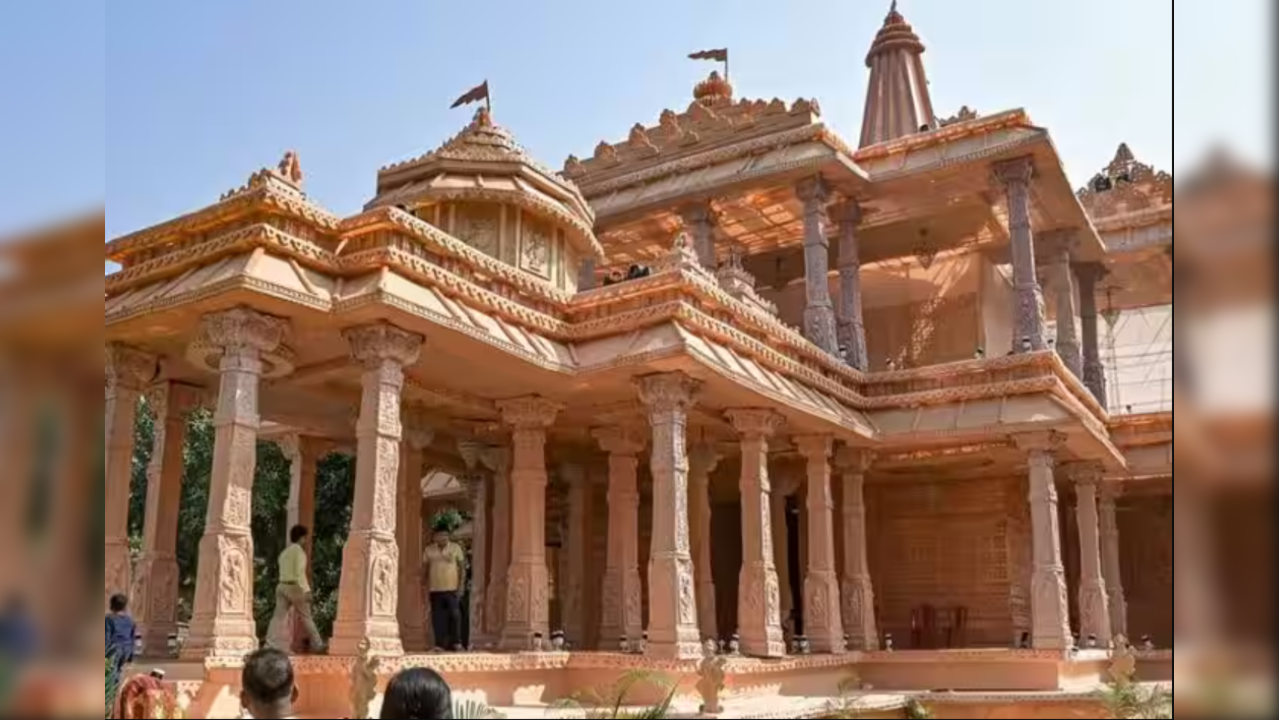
[[127, 401, 355, 640]]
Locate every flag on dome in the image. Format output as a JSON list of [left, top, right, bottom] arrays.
[[450, 81, 490, 110]]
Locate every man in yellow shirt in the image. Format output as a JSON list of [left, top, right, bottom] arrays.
[[266, 525, 325, 654], [423, 528, 466, 651]]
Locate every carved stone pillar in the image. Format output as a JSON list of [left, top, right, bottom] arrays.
[[497, 397, 561, 650], [1075, 263, 1109, 407], [636, 372, 703, 660], [560, 463, 591, 647], [993, 157, 1046, 352], [133, 381, 198, 656], [105, 343, 155, 609], [796, 177, 839, 356], [482, 445, 512, 639], [726, 409, 787, 658], [185, 307, 290, 658], [1015, 432, 1071, 650], [680, 202, 718, 270], [794, 436, 845, 653], [459, 441, 491, 648], [834, 201, 869, 371], [1099, 483, 1128, 639], [397, 427, 432, 652], [1070, 464, 1111, 644], [834, 448, 878, 650], [331, 322, 424, 657], [1046, 234, 1082, 376], [689, 442, 722, 642]]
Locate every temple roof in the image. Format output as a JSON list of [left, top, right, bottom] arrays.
[[370, 107, 602, 257], [563, 72, 836, 195], [858, 1, 937, 148], [1077, 143, 1173, 226]]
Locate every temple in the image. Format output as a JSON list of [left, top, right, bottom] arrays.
[[105, 5, 1179, 718]]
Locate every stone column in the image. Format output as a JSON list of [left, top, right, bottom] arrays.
[[834, 448, 878, 650], [459, 441, 491, 648], [726, 409, 787, 658], [770, 480, 795, 628], [1046, 234, 1082, 376], [636, 372, 703, 660], [794, 436, 845, 653], [283, 435, 324, 654], [993, 157, 1046, 352], [397, 427, 432, 652], [1070, 464, 1112, 645], [796, 177, 840, 356], [331, 322, 424, 657], [680, 202, 718, 270], [1099, 483, 1128, 639], [1075, 263, 1109, 407], [595, 427, 645, 647], [482, 445, 512, 639], [496, 397, 561, 650], [133, 381, 198, 656], [1015, 432, 1071, 650], [185, 307, 290, 658], [689, 442, 722, 642], [104, 343, 155, 608], [834, 201, 869, 371], [560, 463, 591, 646]]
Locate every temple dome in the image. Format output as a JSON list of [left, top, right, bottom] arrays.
[[858, 1, 937, 148], [370, 107, 602, 291]]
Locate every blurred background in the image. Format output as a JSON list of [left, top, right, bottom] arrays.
[[1, 0, 1273, 716]]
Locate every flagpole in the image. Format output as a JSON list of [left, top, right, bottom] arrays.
[[724, 53, 730, 84], [485, 81, 491, 113]]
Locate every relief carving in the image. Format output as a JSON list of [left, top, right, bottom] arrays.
[[225, 486, 251, 529], [507, 575, 529, 623], [456, 212, 499, 257], [522, 224, 551, 277], [678, 565, 697, 625], [372, 551, 397, 617], [218, 537, 249, 616]]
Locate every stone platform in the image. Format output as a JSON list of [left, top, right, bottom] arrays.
[[135, 648, 1156, 719]]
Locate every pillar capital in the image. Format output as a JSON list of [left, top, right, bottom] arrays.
[[497, 395, 563, 429], [636, 372, 701, 415], [105, 343, 157, 392], [344, 322, 424, 369], [832, 198, 864, 225], [678, 201, 718, 226], [197, 305, 290, 355], [725, 409, 785, 440], [833, 446, 875, 473], [457, 439, 486, 471], [793, 434, 834, 461], [144, 381, 202, 421], [1066, 462, 1105, 487], [1013, 430, 1068, 457], [1072, 261, 1110, 285], [991, 155, 1036, 187], [795, 176, 831, 207], [593, 426, 647, 456], [479, 445, 510, 474], [557, 462, 587, 486], [688, 443, 722, 477]]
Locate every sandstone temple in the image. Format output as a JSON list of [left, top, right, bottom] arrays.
[[103, 5, 1183, 718]]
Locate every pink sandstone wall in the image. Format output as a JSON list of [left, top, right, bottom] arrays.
[[1118, 494, 1173, 646], [868, 476, 1022, 648]]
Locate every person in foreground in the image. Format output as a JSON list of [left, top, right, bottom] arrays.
[[105, 593, 136, 675], [241, 648, 299, 719], [381, 667, 454, 719], [423, 527, 466, 652], [267, 525, 326, 653]]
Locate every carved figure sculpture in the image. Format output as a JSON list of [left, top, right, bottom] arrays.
[[349, 637, 381, 720]]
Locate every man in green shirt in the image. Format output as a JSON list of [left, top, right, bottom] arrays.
[[267, 525, 325, 653]]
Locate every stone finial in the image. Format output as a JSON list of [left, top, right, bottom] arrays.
[[725, 409, 785, 439], [496, 396, 562, 429], [105, 343, 157, 392], [343, 322, 424, 369], [592, 426, 647, 456], [277, 150, 303, 187]]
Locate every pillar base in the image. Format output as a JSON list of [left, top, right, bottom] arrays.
[[803, 571, 846, 654], [646, 555, 702, 660], [1031, 569, 1072, 650], [105, 539, 132, 608], [840, 576, 879, 651], [183, 532, 257, 659], [331, 532, 405, 657], [738, 563, 786, 658], [329, 620, 405, 657], [1078, 579, 1113, 644], [697, 579, 718, 642], [133, 554, 180, 657], [499, 561, 550, 651]]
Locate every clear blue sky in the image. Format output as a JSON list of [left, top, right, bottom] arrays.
[[0, 0, 1267, 239]]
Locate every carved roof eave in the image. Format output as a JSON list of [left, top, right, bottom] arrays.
[[377, 157, 596, 227], [577, 122, 864, 200], [365, 178, 604, 260], [852, 108, 1032, 162], [1091, 203, 1173, 233], [105, 175, 341, 265]]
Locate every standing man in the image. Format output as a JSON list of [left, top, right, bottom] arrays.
[[423, 527, 466, 652], [267, 525, 325, 654]]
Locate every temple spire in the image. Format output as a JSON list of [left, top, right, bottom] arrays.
[[858, 2, 937, 148]]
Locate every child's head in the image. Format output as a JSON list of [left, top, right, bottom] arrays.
[[240, 648, 297, 719], [109, 594, 129, 614], [290, 525, 309, 544]]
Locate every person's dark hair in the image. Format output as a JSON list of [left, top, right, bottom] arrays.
[[109, 594, 129, 613], [290, 525, 309, 544], [381, 667, 453, 719], [241, 648, 295, 708]]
